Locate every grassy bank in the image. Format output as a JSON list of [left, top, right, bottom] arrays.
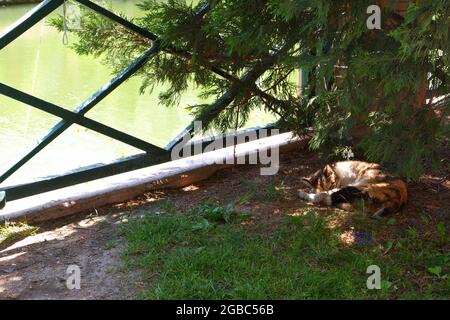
[[0, 222, 38, 246], [120, 200, 449, 299]]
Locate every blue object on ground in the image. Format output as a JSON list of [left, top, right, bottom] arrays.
[[352, 231, 373, 245]]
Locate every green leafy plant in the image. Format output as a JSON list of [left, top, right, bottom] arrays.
[[237, 192, 253, 205], [189, 200, 242, 226], [265, 179, 286, 201], [381, 280, 393, 290], [191, 218, 213, 231], [387, 218, 397, 226], [436, 222, 447, 243], [427, 266, 447, 279]]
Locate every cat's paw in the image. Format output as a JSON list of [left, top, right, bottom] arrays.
[[298, 190, 310, 200]]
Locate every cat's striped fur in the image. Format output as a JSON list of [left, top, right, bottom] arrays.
[[298, 161, 407, 218]]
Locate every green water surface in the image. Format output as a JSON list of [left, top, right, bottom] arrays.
[[0, 1, 275, 186]]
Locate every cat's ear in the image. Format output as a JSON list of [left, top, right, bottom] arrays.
[[301, 177, 314, 188], [302, 169, 321, 188]]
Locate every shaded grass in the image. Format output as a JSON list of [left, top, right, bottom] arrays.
[[120, 203, 449, 300], [238, 177, 287, 204]]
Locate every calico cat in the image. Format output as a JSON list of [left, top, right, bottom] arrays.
[[298, 161, 407, 218]]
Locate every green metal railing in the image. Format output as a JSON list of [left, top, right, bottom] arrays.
[[0, 0, 284, 205]]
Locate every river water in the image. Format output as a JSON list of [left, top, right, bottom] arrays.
[[0, 1, 275, 186]]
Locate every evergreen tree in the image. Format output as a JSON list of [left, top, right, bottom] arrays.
[[51, 0, 449, 180]]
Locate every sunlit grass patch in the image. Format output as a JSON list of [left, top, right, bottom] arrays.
[[120, 200, 449, 300], [0, 221, 38, 245]]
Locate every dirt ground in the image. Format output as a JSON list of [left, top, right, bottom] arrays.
[[0, 212, 144, 299], [0, 148, 449, 299]]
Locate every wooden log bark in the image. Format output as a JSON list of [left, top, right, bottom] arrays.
[[0, 132, 309, 224]]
